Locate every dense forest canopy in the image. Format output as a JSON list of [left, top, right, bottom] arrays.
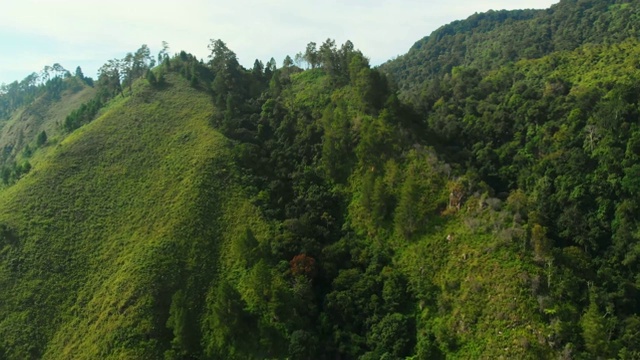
[[381, 0, 640, 103], [0, 0, 639, 359]]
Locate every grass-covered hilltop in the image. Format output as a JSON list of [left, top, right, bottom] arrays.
[[1, 0, 640, 358]]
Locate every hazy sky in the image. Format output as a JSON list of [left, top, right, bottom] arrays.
[[0, 0, 558, 85]]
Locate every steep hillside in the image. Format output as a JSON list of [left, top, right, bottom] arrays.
[[141, 42, 560, 359], [1, 1, 640, 358], [0, 78, 93, 152], [0, 73, 266, 358], [382, 0, 640, 101], [407, 38, 640, 359], [0, 42, 553, 359], [0, 76, 95, 184]]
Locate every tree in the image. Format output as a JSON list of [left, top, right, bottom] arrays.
[[156, 69, 166, 86], [366, 313, 414, 359], [208, 39, 237, 73], [289, 254, 317, 278], [133, 44, 153, 78], [317, 39, 353, 83], [158, 41, 170, 64], [282, 55, 294, 68], [321, 104, 354, 183], [304, 42, 319, 69], [204, 280, 260, 358], [20, 161, 31, 175], [288, 330, 318, 359], [394, 167, 420, 239], [266, 58, 277, 73], [40, 66, 52, 83], [294, 52, 305, 68], [1, 167, 11, 184], [318, 38, 337, 69], [166, 290, 192, 356], [581, 288, 612, 357], [97, 59, 123, 98], [531, 224, 551, 261], [146, 70, 157, 86], [340, 40, 355, 58], [36, 130, 47, 147], [51, 63, 69, 78], [121, 52, 134, 92], [339, 41, 357, 78], [231, 227, 260, 268], [252, 59, 264, 77], [75, 66, 84, 80]]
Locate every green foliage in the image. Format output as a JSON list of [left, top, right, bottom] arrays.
[[580, 289, 612, 357], [0, 75, 95, 175], [36, 130, 47, 147], [146, 69, 157, 86], [389, 35, 640, 358], [383, 0, 640, 102], [63, 96, 103, 132], [0, 64, 79, 119], [0, 74, 242, 358], [1, 2, 640, 358]]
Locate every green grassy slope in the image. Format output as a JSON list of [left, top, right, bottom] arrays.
[[2, 9, 639, 356], [399, 203, 549, 358], [0, 78, 95, 165], [0, 74, 263, 359]]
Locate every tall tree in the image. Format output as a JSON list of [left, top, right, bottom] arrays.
[[304, 42, 319, 69], [75, 66, 85, 80], [158, 41, 170, 64], [121, 53, 134, 92], [282, 55, 294, 68], [208, 39, 238, 74], [133, 44, 153, 78], [97, 59, 122, 98]]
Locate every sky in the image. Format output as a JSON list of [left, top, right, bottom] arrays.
[[0, 0, 558, 85]]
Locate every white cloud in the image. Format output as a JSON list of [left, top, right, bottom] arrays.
[[0, 0, 558, 84]]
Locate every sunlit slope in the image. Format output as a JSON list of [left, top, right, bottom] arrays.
[[0, 79, 95, 164], [382, 0, 640, 100], [0, 74, 253, 359]]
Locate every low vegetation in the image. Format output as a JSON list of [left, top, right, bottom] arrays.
[[0, 0, 639, 358]]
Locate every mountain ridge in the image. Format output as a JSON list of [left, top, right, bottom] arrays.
[[1, 0, 640, 358], [381, 0, 640, 102]]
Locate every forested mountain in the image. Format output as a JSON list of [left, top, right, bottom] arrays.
[[0, 0, 639, 359], [382, 0, 640, 102]]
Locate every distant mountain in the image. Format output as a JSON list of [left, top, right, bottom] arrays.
[[382, 0, 640, 101], [0, 75, 94, 184]]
